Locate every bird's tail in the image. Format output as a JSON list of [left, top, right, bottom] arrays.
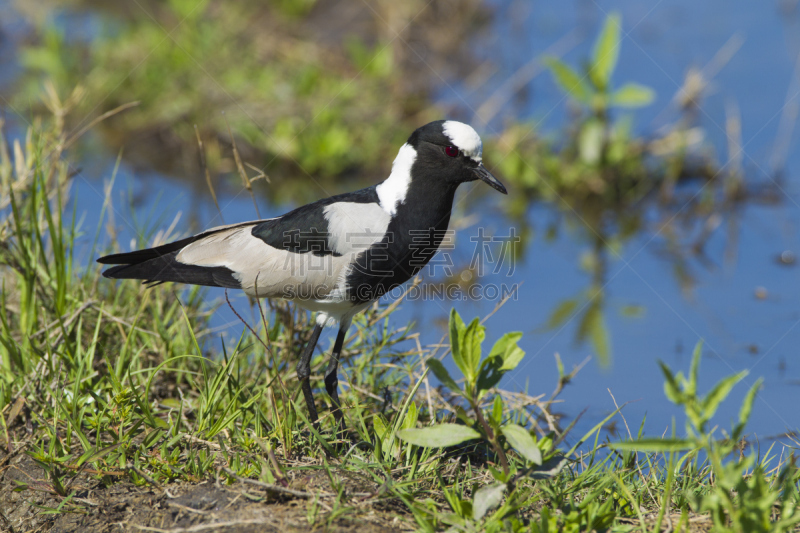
[[97, 221, 264, 289]]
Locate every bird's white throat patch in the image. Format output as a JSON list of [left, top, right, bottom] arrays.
[[442, 121, 482, 162], [376, 142, 416, 215]]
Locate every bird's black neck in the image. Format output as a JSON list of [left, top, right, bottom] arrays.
[[393, 178, 458, 232], [344, 177, 459, 303]]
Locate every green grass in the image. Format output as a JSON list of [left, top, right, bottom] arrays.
[[1, 96, 799, 532]]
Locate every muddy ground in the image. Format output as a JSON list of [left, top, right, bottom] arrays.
[[0, 453, 411, 533]]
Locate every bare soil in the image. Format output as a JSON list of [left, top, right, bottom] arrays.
[[1, 453, 410, 533]]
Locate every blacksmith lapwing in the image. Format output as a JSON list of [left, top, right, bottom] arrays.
[[98, 120, 506, 428]]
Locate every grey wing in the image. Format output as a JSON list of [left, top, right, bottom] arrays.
[[100, 200, 392, 301]]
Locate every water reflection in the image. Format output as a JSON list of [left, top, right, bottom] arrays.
[[529, 174, 784, 368]]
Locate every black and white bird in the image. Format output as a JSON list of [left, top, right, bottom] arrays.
[[98, 120, 506, 428]]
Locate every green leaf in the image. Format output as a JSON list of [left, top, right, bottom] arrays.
[[529, 455, 568, 480], [546, 298, 579, 329], [455, 406, 476, 426], [398, 424, 481, 448], [579, 119, 604, 164], [75, 443, 122, 468], [461, 318, 485, 384], [555, 353, 565, 380], [449, 308, 467, 377], [491, 395, 504, 426], [738, 378, 762, 429], [610, 83, 655, 108], [476, 356, 504, 395], [583, 303, 610, 366], [473, 482, 506, 520], [402, 401, 418, 431], [373, 414, 389, 440], [501, 424, 542, 465], [427, 358, 461, 394], [151, 417, 170, 429], [545, 58, 591, 104], [610, 438, 696, 452], [688, 340, 702, 396], [476, 331, 525, 395], [590, 12, 621, 89], [702, 371, 747, 421], [658, 361, 683, 404], [488, 332, 525, 372]]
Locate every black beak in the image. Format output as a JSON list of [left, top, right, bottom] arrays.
[[473, 164, 507, 194]]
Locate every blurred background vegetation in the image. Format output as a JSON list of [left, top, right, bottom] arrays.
[[9, 0, 726, 208], [12, 0, 489, 202]]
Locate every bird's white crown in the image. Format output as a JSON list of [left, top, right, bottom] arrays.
[[442, 121, 482, 162]]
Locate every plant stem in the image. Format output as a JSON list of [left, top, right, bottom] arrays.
[[472, 399, 510, 476]]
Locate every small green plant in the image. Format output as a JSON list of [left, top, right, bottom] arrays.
[[545, 12, 654, 166], [492, 12, 660, 204], [614, 342, 800, 533], [372, 400, 418, 465], [397, 309, 554, 528]]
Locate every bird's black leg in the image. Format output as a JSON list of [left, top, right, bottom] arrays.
[[324, 328, 347, 430], [296, 323, 324, 426]]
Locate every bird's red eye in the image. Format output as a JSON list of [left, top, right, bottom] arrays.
[[445, 146, 459, 157]]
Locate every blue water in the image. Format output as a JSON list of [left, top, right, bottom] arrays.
[[3, 0, 800, 442], [452, 0, 800, 440]]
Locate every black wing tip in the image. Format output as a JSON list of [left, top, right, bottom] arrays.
[[97, 252, 138, 265], [100, 264, 166, 287], [96, 248, 176, 266], [101, 264, 128, 279], [101, 265, 167, 288], [97, 251, 164, 265], [99, 254, 240, 290]]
